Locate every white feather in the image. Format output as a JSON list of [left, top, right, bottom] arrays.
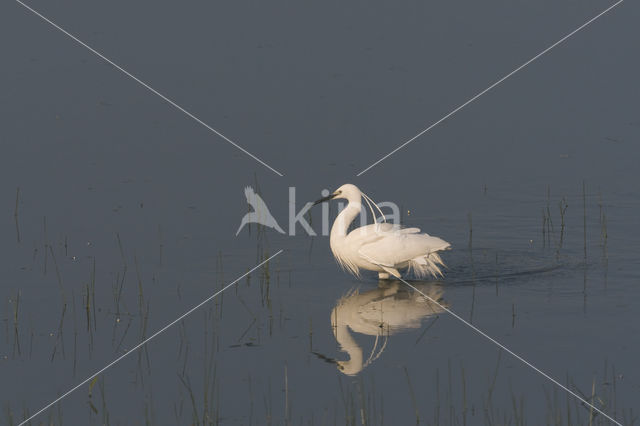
[[327, 184, 451, 279]]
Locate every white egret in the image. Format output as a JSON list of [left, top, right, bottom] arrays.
[[314, 184, 450, 279]]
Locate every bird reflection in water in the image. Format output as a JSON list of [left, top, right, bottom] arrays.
[[316, 280, 447, 375]]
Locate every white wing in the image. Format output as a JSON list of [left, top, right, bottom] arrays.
[[353, 224, 450, 267], [345, 223, 419, 249]]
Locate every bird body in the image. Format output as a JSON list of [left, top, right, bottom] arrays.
[[315, 184, 450, 279]]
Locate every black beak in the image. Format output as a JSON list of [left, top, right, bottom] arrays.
[[313, 192, 337, 206], [312, 351, 338, 365]]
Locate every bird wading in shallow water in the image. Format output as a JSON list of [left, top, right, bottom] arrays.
[[313, 184, 450, 279]]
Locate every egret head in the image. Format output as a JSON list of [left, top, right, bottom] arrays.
[[335, 359, 363, 376], [313, 183, 362, 205]]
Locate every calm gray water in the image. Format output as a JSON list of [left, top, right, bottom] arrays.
[[2, 0, 639, 424]]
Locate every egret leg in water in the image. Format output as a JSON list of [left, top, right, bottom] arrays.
[[313, 184, 451, 279]]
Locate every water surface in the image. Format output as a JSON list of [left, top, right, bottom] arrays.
[[1, 0, 639, 424]]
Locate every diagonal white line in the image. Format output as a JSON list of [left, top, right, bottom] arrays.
[[18, 250, 283, 426], [14, 0, 284, 177], [356, 0, 624, 176], [397, 277, 622, 426]]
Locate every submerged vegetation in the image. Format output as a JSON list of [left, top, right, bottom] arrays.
[[1, 182, 635, 425]]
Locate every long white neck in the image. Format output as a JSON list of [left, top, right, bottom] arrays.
[[330, 201, 361, 242]]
